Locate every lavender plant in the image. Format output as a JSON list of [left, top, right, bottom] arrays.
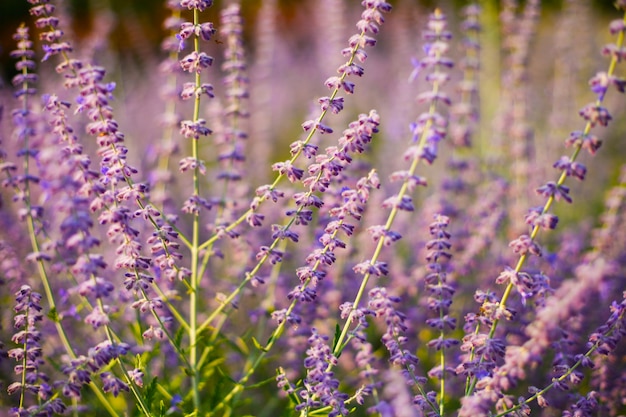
[[0, 1, 626, 417]]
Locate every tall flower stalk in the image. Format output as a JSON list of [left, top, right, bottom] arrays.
[[333, 6, 453, 364], [175, 0, 217, 409]]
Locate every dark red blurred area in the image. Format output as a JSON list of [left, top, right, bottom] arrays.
[[0, 0, 611, 86], [0, 0, 327, 84]]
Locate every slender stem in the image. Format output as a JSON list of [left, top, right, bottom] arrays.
[[189, 8, 202, 411], [17, 294, 31, 411], [439, 314, 446, 416]]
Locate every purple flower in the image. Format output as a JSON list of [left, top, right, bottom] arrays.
[[8, 286, 63, 413], [356, 0, 392, 34], [368, 288, 418, 369], [101, 372, 129, 397], [180, 119, 212, 139], [297, 328, 348, 416], [367, 225, 402, 246], [179, 0, 213, 11], [285, 208, 313, 225], [565, 131, 602, 155], [524, 207, 559, 230], [84, 305, 111, 329], [578, 103, 612, 127], [536, 181, 572, 203], [382, 195, 414, 211], [353, 260, 388, 277], [324, 76, 356, 94], [318, 96, 344, 114], [290, 141, 318, 158], [508, 234, 543, 257], [602, 43, 626, 62], [179, 51, 214, 73], [256, 246, 284, 264], [272, 160, 304, 183]]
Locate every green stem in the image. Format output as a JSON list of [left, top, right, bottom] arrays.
[[189, 8, 202, 411]]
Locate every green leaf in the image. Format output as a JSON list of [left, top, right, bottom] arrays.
[[251, 336, 268, 352], [174, 326, 185, 350], [135, 354, 144, 370], [216, 365, 237, 384], [47, 307, 59, 323], [331, 324, 341, 352], [245, 374, 276, 389], [144, 376, 158, 406]]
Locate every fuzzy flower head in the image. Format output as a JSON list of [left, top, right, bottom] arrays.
[[409, 9, 453, 83], [407, 9, 453, 165], [297, 328, 348, 417], [7, 286, 66, 414], [180, 0, 213, 11]]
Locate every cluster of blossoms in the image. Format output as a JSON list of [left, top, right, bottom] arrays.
[[346, 8, 455, 319], [244, 0, 391, 232], [422, 215, 458, 381], [28, 0, 170, 334], [8, 286, 66, 416], [213, 3, 250, 226], [59, 340, 138, 399], [407, 9, 453, 165], [449, 4, 481, 148], [296, 329, 349, 417], [270, 111, 381, 323], [177, 1, 217, 215]]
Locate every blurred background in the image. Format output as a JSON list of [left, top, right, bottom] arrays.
[[1, 0, 623, 204], [0, 0, 624, 221]]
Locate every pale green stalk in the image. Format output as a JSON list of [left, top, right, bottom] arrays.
[[17, 290, 32, 411], [189, 8, 203, 411]]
